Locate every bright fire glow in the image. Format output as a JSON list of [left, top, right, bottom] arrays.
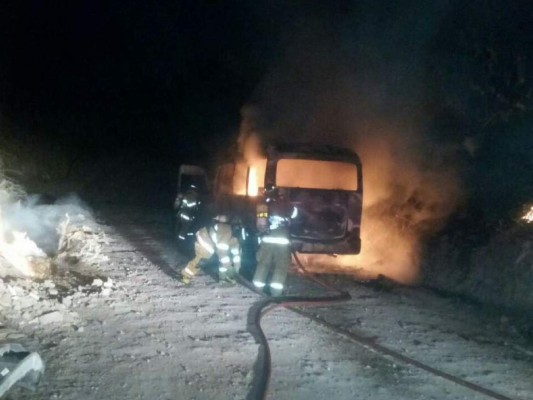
[[297, 216, 421, 284], [0, 206, 47, 277], [245, 159, 266, 197], [232, 159, 266, 196], [522, 206, 533, 223], [231, 162, 248, 196], [0, 230, 47, 276], [247, 166, 258, 196], [236, 108, 460, 284], [294, 130, 460, 284]]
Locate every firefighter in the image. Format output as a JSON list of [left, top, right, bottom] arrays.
[[253, 184, 295, 297], [174, 184, 201, 244], [180, 214, 241, 284]]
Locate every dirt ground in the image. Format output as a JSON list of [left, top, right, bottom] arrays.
[[3, 205, 533, 400]]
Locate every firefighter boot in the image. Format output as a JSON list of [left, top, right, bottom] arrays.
[[219, 268, 237, 285], [180, 273, 192, 285]]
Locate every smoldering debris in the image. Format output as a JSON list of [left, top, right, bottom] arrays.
[[55, 214, 109, 271], [0, 175, 108, 279], [0, 160, 116, 361], [0, 172, 118, 368], [2, 192, 94, 257]]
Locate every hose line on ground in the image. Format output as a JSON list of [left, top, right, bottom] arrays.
[[240, 251, 514, 400], [239, 251, 351, 400]]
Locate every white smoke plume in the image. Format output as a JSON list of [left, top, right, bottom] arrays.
[[238, 2, 462, 283], [1, 192, 91, 256], [0, 160, 94, 277]]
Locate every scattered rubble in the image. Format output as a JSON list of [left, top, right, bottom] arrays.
[[31, 311, 64, 326], [55, 215, 109, 269], [0, 178, 115, 396], [0, 270, 118, 330], [0, 343, 45, 397]]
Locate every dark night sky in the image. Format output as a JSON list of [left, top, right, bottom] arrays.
[[0, 0, 531, 179], [0, 1, 295, 158], [0, 1, 428, 156]]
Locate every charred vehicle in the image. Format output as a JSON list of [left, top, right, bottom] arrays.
[[176, 143, 363, 256]]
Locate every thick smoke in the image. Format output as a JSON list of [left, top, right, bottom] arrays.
[[239, 2, 462, 283], [0, 155, 92, 268], [1, 193, 92, 256]]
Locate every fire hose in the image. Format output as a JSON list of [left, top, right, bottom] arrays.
[[237, 251, 351, 400], [240, 251, 515, 400]]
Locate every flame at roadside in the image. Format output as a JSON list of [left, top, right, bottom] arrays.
[[0, 227, 48, 277], [0, 169, 94, 278], [0, 179, 49, 277]]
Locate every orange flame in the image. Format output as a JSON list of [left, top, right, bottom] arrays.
[[236, 108, 461, 284], [0, 206, 48, 277], [247, 166, 258, 196], [296, 127, 460, 284]]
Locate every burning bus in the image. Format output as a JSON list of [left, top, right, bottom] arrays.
[[176, 143, 363, 258]]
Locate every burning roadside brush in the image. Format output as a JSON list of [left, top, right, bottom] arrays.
[[0, 174, 107, 279]]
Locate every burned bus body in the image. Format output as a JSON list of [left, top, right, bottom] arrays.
[[176, 143, 363, 256], [263, 144, 363, 255]]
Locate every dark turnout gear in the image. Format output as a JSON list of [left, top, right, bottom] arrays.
[[254, 230, 291, 296], [213, 215, 241, 281], [253, 186, 295, 296], [180, 215, 241, 284], [174, 186, 201, 242]]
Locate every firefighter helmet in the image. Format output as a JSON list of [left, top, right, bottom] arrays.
[[264, 184, 277, 195], [214, 214, 229, 223], [264, 183, 278, 201]]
